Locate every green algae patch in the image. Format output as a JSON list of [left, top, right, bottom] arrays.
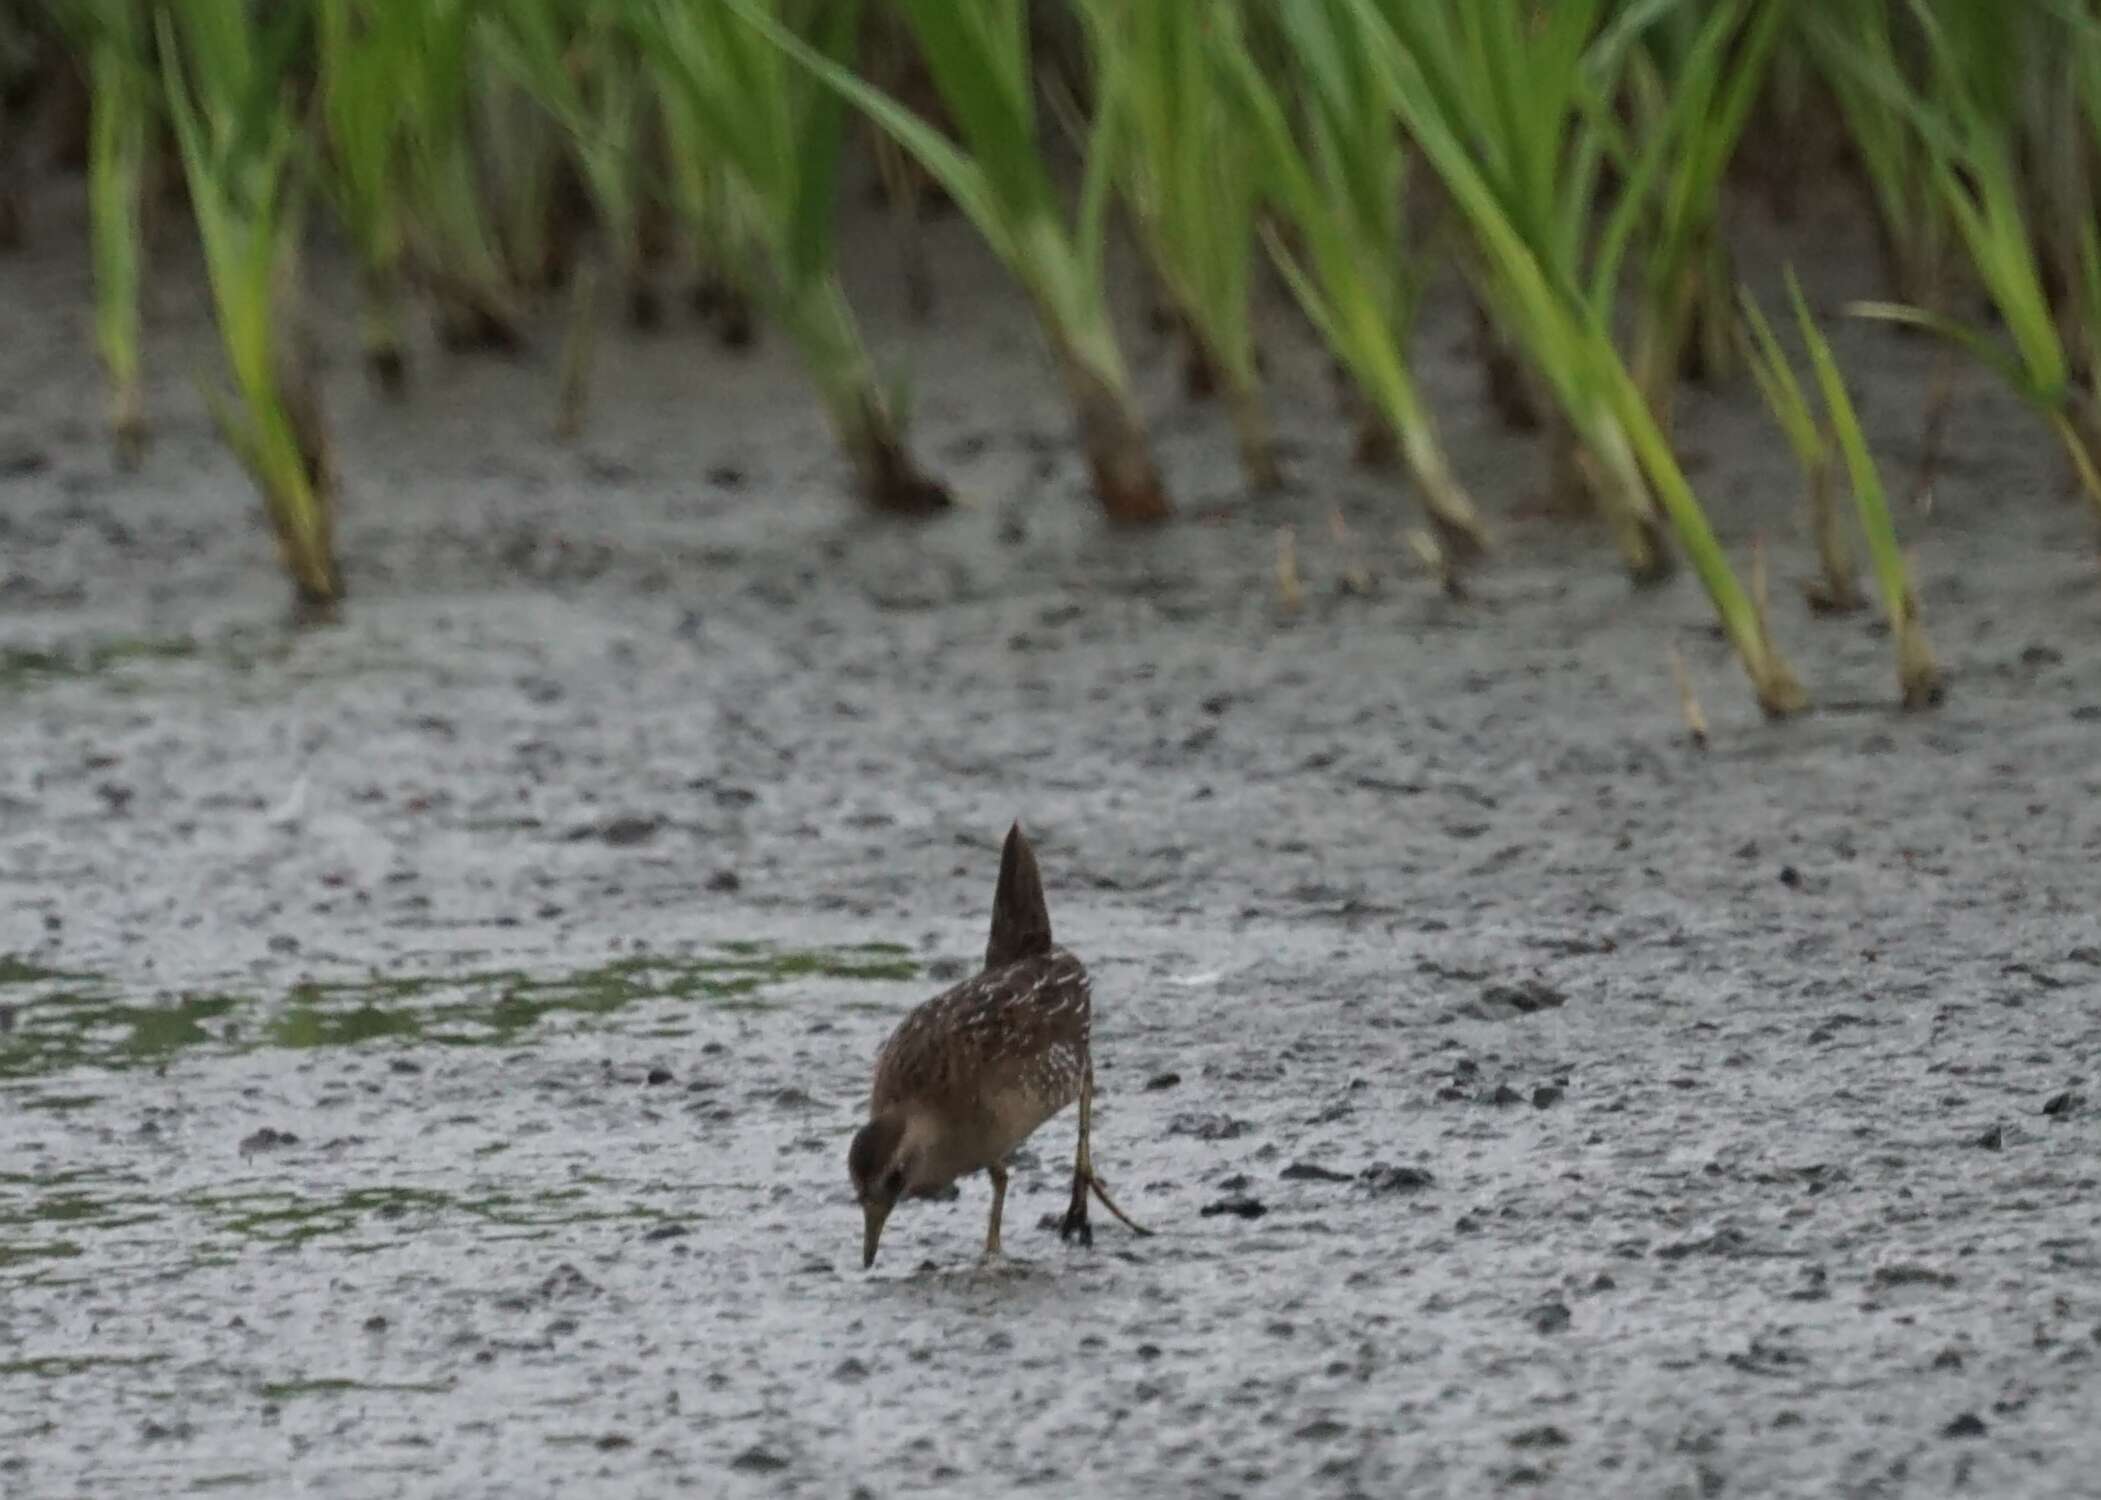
[[0, 636, 201, 693], [0, 1241, 82, 1269], [0, 956, 100, 988], [0, 943, 918, 1081], [255, 1377, 455, 1401], [266, 945, 918, 1050], [0, 986, 241, 1083], [186, 1182, 682, 1249], [0, 1353, 167, 1379]]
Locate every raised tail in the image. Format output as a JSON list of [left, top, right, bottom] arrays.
[[985, 820, 1053, 970]]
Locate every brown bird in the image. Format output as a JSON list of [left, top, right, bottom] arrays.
[[848, 821, 1150, 1268]]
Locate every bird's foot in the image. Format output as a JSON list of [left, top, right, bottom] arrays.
[[1085, 1171, 1154, 1239], [1059, 1179, 1093, 1247]]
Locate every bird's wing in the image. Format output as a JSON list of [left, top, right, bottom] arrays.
[[871, 949, 1091, 1114]]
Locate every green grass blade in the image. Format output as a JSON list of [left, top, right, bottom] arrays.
[[1788, 269, 1940, 706]]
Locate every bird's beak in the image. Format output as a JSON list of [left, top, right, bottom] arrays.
[[861, 1200, 891, 1269]]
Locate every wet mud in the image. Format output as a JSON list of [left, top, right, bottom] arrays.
[[4, 175, 2101, 1498]]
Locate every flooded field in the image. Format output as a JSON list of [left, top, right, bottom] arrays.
[[6, 180, 2101, 1498]]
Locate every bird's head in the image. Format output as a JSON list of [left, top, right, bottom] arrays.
[[847, 1111, 920, 1269]]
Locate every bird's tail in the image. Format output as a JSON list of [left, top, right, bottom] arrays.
[[985, 820, 1053, 969]]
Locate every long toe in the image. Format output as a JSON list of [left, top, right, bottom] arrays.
[[1059, 1205, 1093, 1247]]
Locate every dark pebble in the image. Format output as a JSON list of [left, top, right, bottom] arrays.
[[1655, 1226, 1751, 1260], [1280, 1161, 1353, 1183], [1942, 1412, 1987, 1439], [565, 815, 659, 846], [0, 445, 49, 477], [1360, 1164, 1435, 1194], [2042, 1091, 2085, 1119], [1872, 1263, 1955, 1289], [593, 1433, 632, 1452], [1201, 1195, 1267, 1219], [643, 1223, 690, 1242], [1531, 1085, 1564, 1108], [1975, 1124, 2004, 1150], [1530, 1301, 1572, 1334], [1487, 1083, 1523, 1107], [730, 1447, 789, 1473], [1778, 865, 1802, 888], [239, 1127, 298, 1155], [646, 1066, 673, 1086], [1169, 1112, 1249, 1140], [833, 1358, 868, 1383], [1509, 1425, 1570, 1449], [1477, 978, 1567, 1015], [705, 869, 742, 893], [1144, 1071, 1182, 1091], [363, 1315, 388, 1333]]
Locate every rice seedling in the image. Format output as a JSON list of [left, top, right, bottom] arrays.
[[638, 0, 948, 515], [1802, 0, 1951, 310], [555, 256, 598, 440], [1624, 0, 1792, 435], [1737, 287, 1862, 613], [656, 111, 757, 347], [1073, 0, 1277, 492], [1274, 525, 1302, 614], [1669, 645, 1711, 749], [1835, 0, 2101, 525], [49, 0, 154, 463], [1784, 270, 1942, 708], [859, 5, 936, 320], [1316, 0, 1679, 582], [484, 0, 654, 328], [0, 5, 43, 249], [157, 0, 341, 616], [1328, 0, 1806, 714], [730, 0, 1170, 524], [395, 0, 523, 351], [1210, 1, 1491, 563], [316, 0, 412, 391]]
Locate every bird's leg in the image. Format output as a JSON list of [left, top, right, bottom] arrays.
[[1061, 1066, 1154, 1245], [984, 1163, 1007, 1258], [1058, 1084, 1092, 1235], [1060, 1068, 1096, 1245]]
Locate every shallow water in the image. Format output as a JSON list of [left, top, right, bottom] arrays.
[[6, 175, 2101, 1498]]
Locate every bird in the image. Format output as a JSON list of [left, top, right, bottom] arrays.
[[847, 820, 1150, 1269]]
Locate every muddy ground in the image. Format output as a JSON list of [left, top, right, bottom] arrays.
[[3, 166, 2101, 1500]]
